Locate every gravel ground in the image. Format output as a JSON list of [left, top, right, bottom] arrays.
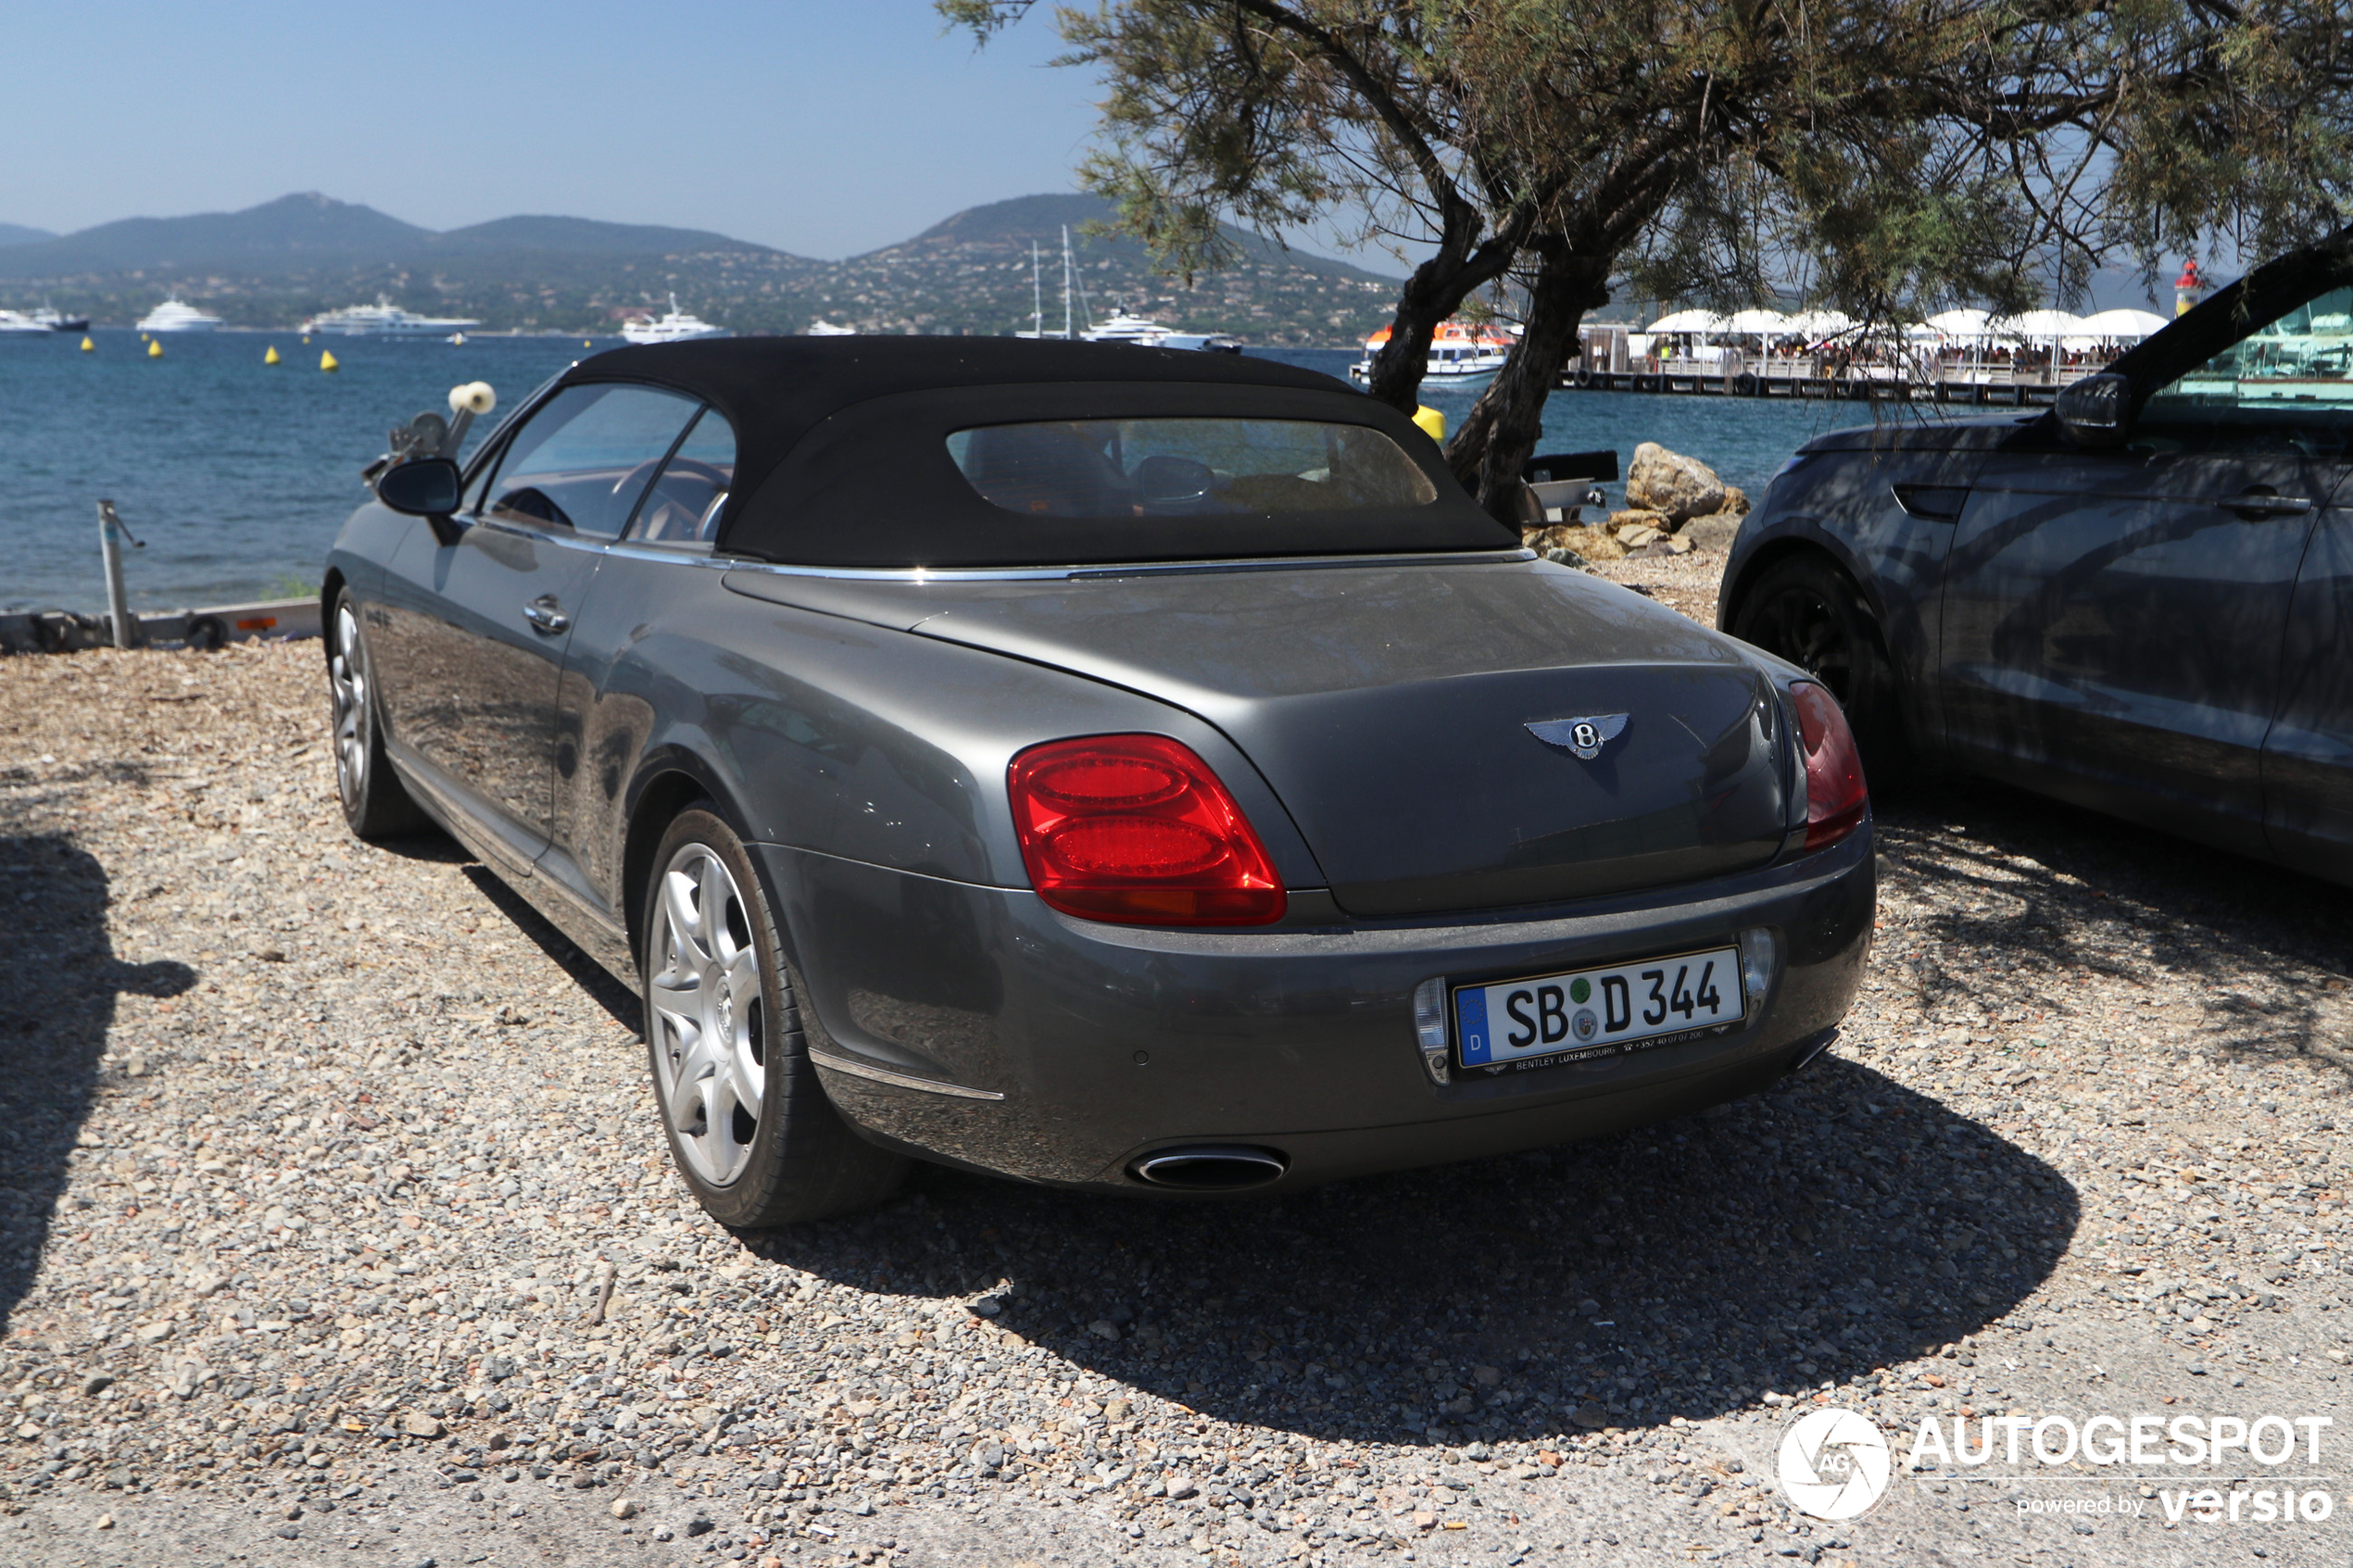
[[2, 581, 2349, 1568]]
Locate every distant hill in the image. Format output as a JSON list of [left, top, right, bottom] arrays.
[[0, 222, 54, 248], [0, 190, 1403, 345], [0, 192, 431, 275], [428, 215, 774, 257], [807, 193, 1399, 344]]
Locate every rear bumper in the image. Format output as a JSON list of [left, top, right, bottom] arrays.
[[760, 823, 1873, 1193]]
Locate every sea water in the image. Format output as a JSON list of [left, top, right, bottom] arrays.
[[0, 333, 1895, 614]]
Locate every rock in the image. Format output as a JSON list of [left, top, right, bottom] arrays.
[[1525, 523, 1626, 561], [1571, 1403, 1610, 1429], [1679, 513, 1743, 553], [1165, 1475, 1200, 1500], [1625, 443, 1726, 522], [1087, 1319, 1121, 1342], [1616, 523, 1664, 548], [400, 1412, 445, 1438], [1606, 508, 1673, 535], [610, 1499, 637, 1519], [1721, 484, 1751, 516], [81, 1374, 114, 1397]]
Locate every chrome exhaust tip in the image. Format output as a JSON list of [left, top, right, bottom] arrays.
[[1128, 1145, 1289, 1192]]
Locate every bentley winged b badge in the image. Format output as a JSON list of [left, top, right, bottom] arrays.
[[1527, 713, 1629, 761]]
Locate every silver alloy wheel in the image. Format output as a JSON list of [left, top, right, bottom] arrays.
[[648, 842, 767, 1186], [330, 603, 369, 803]]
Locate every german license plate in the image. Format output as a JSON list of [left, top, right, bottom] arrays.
[[1453, 944, 1745, 1074]]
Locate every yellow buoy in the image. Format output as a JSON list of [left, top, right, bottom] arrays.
[[301, 333, 309, 344], [583, 339, 592, 347], [320, 349, 339, 372], [79, 335, 94, 352], [264, 345, 281, 365], [1413, 404, 1445, 441], [147, 339, 163, 358]]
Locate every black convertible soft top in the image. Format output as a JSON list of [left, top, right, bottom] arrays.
[[563, 337, 1514, 567]]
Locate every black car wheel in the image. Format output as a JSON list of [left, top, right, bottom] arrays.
[[641, 806, 906, 1227], [328, 589, 430, 839], [1732, 553, 1913, 784]]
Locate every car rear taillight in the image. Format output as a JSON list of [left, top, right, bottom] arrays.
[[1008, 734, 1286, 925], [1791, 681, 1868, 850]]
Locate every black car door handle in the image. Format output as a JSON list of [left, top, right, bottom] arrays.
[[2229, 488, 2311, 518], [522, 599, 570, 634]]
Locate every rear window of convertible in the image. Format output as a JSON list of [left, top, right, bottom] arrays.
[[945, 418, 1439, 518]]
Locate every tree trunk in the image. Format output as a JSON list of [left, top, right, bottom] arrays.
[[1362, 203, 1527, 415], [1443, 239, 1613, 521]]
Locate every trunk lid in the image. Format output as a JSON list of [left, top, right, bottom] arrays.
[[900, 559, 1793, 918]]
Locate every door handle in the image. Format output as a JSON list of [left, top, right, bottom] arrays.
[[522, 598, 570, 634], [2229, 488, 2311, 518]]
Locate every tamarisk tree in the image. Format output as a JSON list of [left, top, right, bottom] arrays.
[[944, 0, 2353, 519]]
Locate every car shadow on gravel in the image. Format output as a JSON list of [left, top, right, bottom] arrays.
[[756, 1054, 2075, 1450], [1874, 773, 2353, 1084], [459, 864, 641, 1030], [0, 836, 194, 1337]]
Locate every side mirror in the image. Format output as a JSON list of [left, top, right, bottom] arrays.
[[375, 457, 462, 518], [2055, 373, 2132, 448]]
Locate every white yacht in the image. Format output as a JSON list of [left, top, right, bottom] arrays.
[[623, 295, 728, 345], [805, 319, 856, 336], [1080, 309, 1169, 345], [302, 297, 481, 337], [0, 309, 48, 335], [137, 296, 224, 332]]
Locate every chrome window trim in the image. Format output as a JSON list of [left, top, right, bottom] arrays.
[[713, 546, 1536, 583], [808, 1048, 1006, 1101]]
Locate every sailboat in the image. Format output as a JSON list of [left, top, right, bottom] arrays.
[[1013, 227, 1239, 349]]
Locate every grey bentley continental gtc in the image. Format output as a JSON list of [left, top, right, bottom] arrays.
[[326, 339, 1871, 1224]]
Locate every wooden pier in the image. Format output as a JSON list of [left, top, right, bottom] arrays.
[[1554, 353, 2065, 406]]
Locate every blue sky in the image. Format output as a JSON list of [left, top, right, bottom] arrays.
[[1, 2, 1123, 258]]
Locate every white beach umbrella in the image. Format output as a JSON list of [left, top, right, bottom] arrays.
[[1789, 308, 1856, 341], [2077, 307, 2169, 341], [1990, 309, 2089, 342], [1646, 308, 1728, 334], [1926, 307, 1994, 342], [1724, 308, 1793, 335]]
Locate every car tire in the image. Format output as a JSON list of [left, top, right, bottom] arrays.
[[1730, 552, 1915, 787], [328, 589, 431, 840], [641, 806, 907, 1228]]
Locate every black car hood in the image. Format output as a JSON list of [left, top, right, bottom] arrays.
[[728, 558, 1793, 918]]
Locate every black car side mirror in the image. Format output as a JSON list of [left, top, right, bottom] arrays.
[[376, 457, 462, 518], [2055, 373, 2132, 448], [375, 457, 465, 542]]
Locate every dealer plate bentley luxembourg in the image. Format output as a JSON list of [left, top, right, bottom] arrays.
[[1454, 945, 1747, 1074]]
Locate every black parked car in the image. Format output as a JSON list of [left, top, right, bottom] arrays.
[[328, 339, 1871, 1224], [1722, 227, 2353, 884]]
